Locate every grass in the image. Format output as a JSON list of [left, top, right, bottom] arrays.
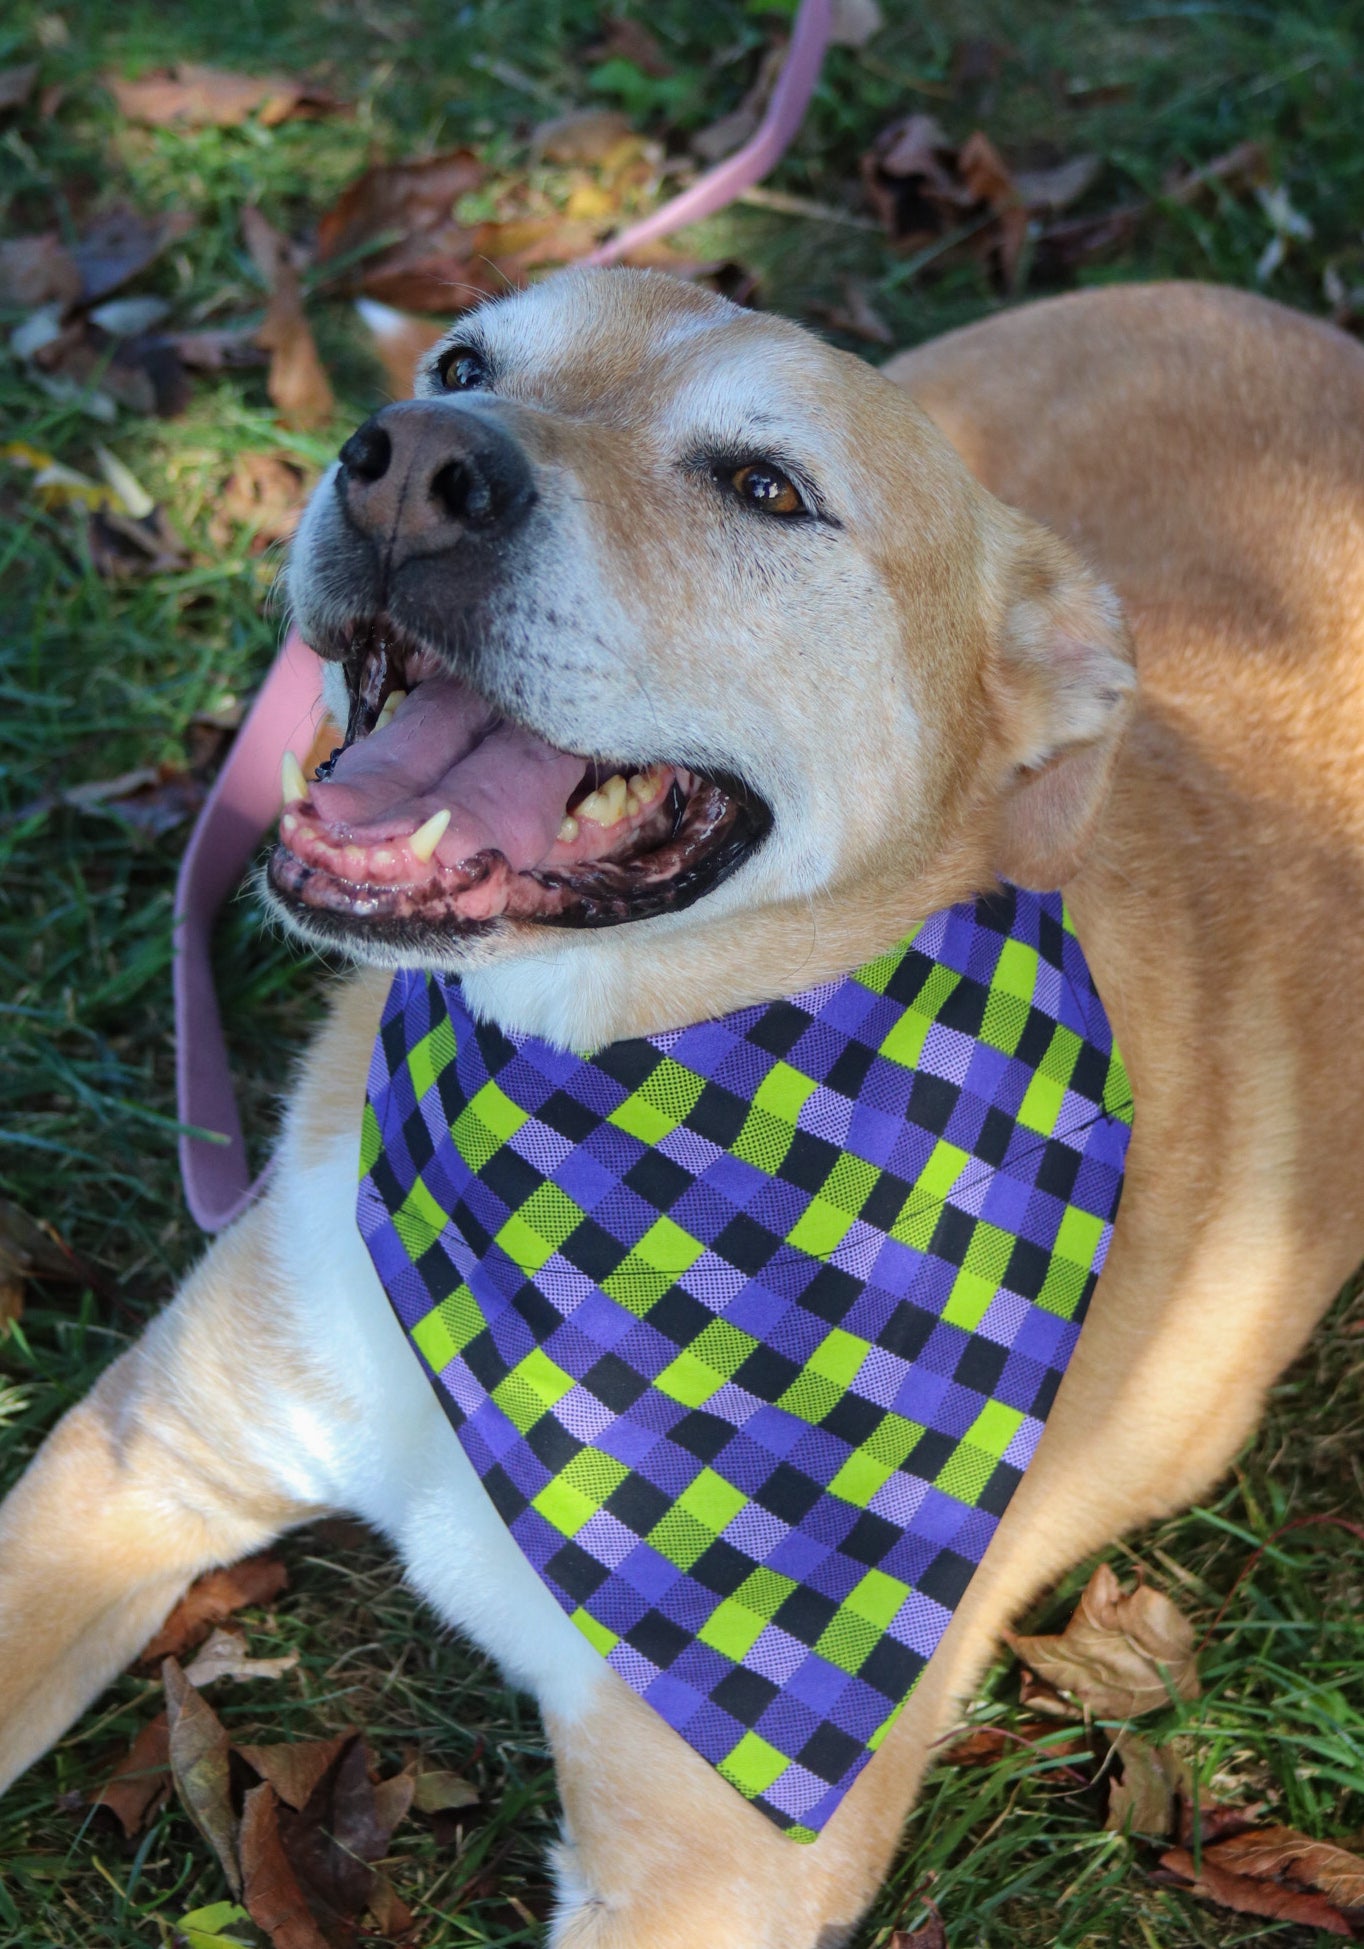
[[2, 0, 1363, 1942]]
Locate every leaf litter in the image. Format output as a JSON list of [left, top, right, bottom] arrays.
[[77, 1554, 478, 1943]]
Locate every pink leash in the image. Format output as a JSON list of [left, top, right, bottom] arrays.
[[175, 0, 832, 1231]]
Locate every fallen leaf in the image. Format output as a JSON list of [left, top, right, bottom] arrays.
[[830, 0, 884, 49], [207, 450, 312, 551], [240, 1783, 330, 1949], [1177, 1795, 1262, 1849], [166, 325, 267, 372], [314, 148, 484, 285], [90, 1712, 171, 1837], [533, 107, 633, 167], [0, 233, 81, 307], [164, 1658, 240, 1897], [1006, 1562, 1200, 1720], [237, 1736, 351, 1813], [107, 63, 343, 128], [70, 202, 194, 304], [140, 1554, 290, 1665], [1011, 154, 1101, 214], [0, 62, 38, 113], [411, 1766, 479, 1814], [815, 280, 894, 346], [890, 1906, 947, 1948], [87, 506, 190, 580], [365, 1874, 417, 1935], [353, 298, 445, 399], [274, 1736, 417, 1932], [173, 1900, 256, 1949], [185, 1626, 300, 1688], [1156, 1845, 1355, 1936], [938, 1720, 1089, 1769], [1209, 1825, 1364, 1911], [692, 41, 787, 166], [241, 208, 335, 432], [586, 19, 671, 78], [1104, 1731, 1189, 1837], [0, 1195, 94, 1327]]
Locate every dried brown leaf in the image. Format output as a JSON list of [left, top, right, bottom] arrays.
[[140, 1554, 289, 1666], [890, 1910, 947, 1948], [0, 62, 38, 113], [1209, 1825, 1364, 1911], [241, 1783, 330, 1949], [366, 1873, 417, 1936], [241, 208, 335, 432], [1013, 154, 1101, 213], [87, 508, 191, 582], [237, 1735, 350, 1814], [168, 326, 268, 372], [107, 63, 343, 128], [164, 1658, 240, 1897], [411, 1766, 479, 1815], [70, 203, 194, 304], [533, 108, 633, 167], [816, 280, 894, 346], [1005, 1562, 1199, 1719], [1104, 1731, 1188, 1837], [829, 0, 883, 48], [1156, 1846, 1355, 1936], [0, 234, 81, 307], [314, 149, 484, 281], [184, 1626, 299, 1688], [90, 1712, 171, 1838], [587, 19, 671, 77], [208, 450, 311, 551], [692, 42, 786, 166]]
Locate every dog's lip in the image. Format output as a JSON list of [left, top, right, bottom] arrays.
[[267, 616, 773, 938]]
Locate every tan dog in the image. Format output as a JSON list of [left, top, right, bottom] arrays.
[[2, 272, 1363, 1947]]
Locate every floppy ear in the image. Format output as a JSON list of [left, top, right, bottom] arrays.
[[988, 529, 1137, 888]]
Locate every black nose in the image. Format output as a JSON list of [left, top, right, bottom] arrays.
[[335, 401, 535, 563]]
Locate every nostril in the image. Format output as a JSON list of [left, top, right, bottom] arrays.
[[339, 423, 392, 483], [431, 458, 495, 527]]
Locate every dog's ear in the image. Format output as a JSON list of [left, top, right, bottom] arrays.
[[987, 528, 1136, 888]]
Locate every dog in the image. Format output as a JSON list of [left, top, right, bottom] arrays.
[[3, 269, 1363, 1947]]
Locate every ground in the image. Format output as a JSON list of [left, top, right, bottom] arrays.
[[1, 0, 1363, 1944]]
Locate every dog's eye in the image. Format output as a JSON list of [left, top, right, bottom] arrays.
[[436, 344, 489, 391], [728, 462, 805, 517]]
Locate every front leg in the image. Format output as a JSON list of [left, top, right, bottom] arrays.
[[0, 1196, 343, 1794]]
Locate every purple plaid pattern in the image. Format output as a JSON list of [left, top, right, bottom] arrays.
[[357, 887, 1132, 1836]]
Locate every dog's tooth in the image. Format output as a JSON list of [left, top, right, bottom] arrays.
[[280, 751, 307, 806], [408, 807, 451, 863], [580, 773, 630, 827], [557, 814, 580, 843], [375, 688, 407, 731]]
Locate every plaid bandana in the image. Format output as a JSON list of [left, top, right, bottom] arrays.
[[357, 887, 1131, 1838]]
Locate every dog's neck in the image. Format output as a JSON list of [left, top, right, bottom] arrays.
[[458, 847, 996, 1050]]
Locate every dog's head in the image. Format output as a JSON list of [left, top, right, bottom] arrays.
[[274, 269, 1134, 1035]]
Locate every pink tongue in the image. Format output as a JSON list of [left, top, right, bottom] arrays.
[[309, 675, 585, 871]]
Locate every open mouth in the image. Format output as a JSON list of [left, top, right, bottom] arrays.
[[267, 619, 771, 943]]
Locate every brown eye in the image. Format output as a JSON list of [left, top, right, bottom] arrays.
[[436, 344, 489, 391], [730, 462, 805, 516]]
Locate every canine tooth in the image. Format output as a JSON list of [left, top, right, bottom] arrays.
[[375, 688, 407, 731], [408, 807, 451, 862], [280, 751, 307, 806], [557, 815, 580, 843], [280, 811, 299, 836]]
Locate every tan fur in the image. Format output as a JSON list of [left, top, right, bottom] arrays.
[[3, 277, 1363, 1947]]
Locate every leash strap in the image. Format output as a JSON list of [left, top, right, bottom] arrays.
[[174, 631, 325, 1230], [174, 0, 832, 1229]]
